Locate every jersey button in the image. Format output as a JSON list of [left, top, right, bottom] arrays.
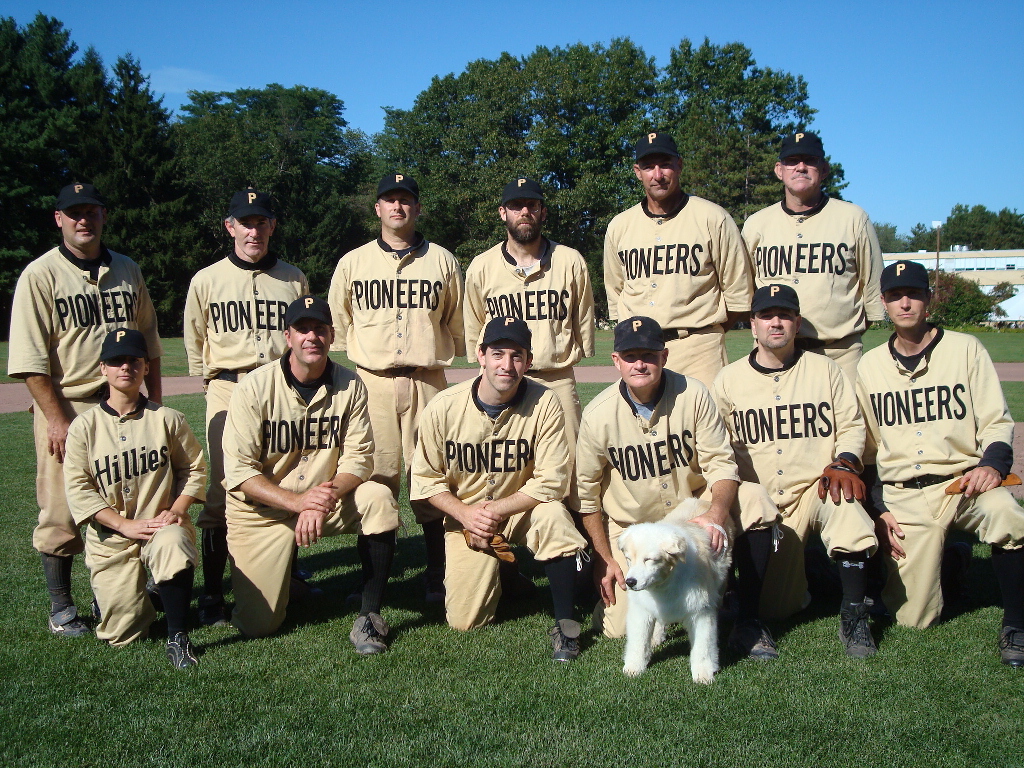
[[778, 490, 784, 495], [397, 332, 402, 338], [775, 395, 781, 401], [255, 335, 261, 341], [486, 495, 493, 501], [259, 353, 265, 358], [397, 314, 402, 320], [650, 430, 657, 436], [773, 376, 780, 382], [916, 431, 923, 436], [665, 501, 672, 506], [649, 302, 654, 307], [299, 475, 305, 481], [793, 279, 799, 284], [302, 456, 308, 462], [797, 233, 804, 239], [254, 289, 259, 295], [397, 350, 402, 355], [777, 470, 783, 475], [488, 478, 495, 485], [661, 483, 668, 489], [918, 450, 923, 455], [651, 283, 657, 288], [914, 464, 921, 470], [120, 436, 126, 441], [777, 449, 782, 455]]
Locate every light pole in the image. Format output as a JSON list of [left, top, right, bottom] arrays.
[[932, 220, 943, 302]]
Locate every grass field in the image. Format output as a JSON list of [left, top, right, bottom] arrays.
[[2, 383, 1022, 767], [2, 326, 1023, 381]]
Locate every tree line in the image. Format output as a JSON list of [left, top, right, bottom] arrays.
[[3, 13, 1020, 337], [875, 205, 1024, 255]]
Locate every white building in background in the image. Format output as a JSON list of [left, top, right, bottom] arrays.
[[883, 249, 1024, 322]]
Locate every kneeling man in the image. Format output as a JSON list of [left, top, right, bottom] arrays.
[[857, 261, 1024, 666], [64, 330, 206, 668], [223, 296, 400, 653], [712, 285, 878, 657], [577, 317, 781, 658], [411, 316, 587, 660]]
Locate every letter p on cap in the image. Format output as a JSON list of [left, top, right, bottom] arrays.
[[648, 133, 657, 144], [74, 184, 83, 194], [504, 317, 515, 326], [517, 178, 526, 187], [632, 320, 642, 332], [395, 174, 404, 183], [770, 285, 780, 296], [304, 297, 314, 308], [795, 133, 804, 142], [116, 330, 126, 342], [896, 263, 906, 276], [247, 192, 257, 204]]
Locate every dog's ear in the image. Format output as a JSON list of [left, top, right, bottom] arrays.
[[667, 534, 689, 560]]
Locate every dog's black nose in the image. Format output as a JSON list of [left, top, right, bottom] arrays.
[[625, 578, 636, 589]]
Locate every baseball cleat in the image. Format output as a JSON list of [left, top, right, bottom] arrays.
[[838, 601, 877, 658], [197, 594, 232, 627], [166, 632, 199, 669], [350, 613, 389, 655], [998, 626, 1024, 667], [549, 619, 581, 662], [48, 606, 91, 637], [728, 619, 779, 660]]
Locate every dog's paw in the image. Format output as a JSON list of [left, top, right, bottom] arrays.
[[651, 623, 666, 648], [691, 659, 718, 685], [622, 662, 647, 677]]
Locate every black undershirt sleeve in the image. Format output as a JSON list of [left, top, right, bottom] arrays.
[[978, 441, 1014, 479], [861, 464, 886, 519]]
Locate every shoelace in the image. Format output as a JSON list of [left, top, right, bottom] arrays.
[[361, 618, 383, 639], [1001, 629, 1024, 650]]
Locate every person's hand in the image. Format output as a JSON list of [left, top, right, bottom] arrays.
[[295, 509, 327, 547], [47, 414, 72, 463], [593, 556, 626, 607], [957, 466, 1002, 498], [875, 512, 905, 560], [690, 510, 729, 554], [458, 501, 503, 540], [294, 482, 338, 515], [117, 517, 169, 541]]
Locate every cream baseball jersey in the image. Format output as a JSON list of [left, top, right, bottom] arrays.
[[64, 398, 207, 525], [603, 196, 753, 327], [711, 350, 865, 508], [222, 355, 374, 517], [742, 198, 884, 342], [184, 254, 308, 378], [410, 378, 569, 507], [576, 369, 740, 527], [464, 240, 595, 370], [328, 238, 465, 370], [856, 329, 1013, 482], [8, 246, 163, 399]]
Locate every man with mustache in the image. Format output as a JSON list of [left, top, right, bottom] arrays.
[[8, 182, 163, 637], [184, 189, 309, 626], [742, 132, 884, 383]]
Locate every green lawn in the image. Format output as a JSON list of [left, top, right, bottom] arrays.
[[1, 385, 1021, 767], [3, 327, 1022, 382]]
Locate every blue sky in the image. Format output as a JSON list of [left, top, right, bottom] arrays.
[[8, 0, 1022, 235]]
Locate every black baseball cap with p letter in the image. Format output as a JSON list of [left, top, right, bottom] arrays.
[[285, 295, 333, 328], [634, 132, 679, 161], [56, 182, 106, 210], [377, 173, 420, 200], [779, 131, 825, 161], [751, 284, 801, 315], [481, 316, 532, 351], [501, 177, 544, 205], [614, 316, 666, 352], [880, 260, 931, 293], [100, 329, 149, 361], [228, 189, 275, 219]]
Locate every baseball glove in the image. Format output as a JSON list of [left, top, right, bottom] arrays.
[[945, 472, 1022, 495], [462, 530, 516, 563], [818, 457, 865, 503]]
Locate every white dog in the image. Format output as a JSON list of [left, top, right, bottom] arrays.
[[618, 498, 733, 684]]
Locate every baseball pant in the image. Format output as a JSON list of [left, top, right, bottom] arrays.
[[594, 480, 780, 638], [805, 333, 863, 384], [32, 395, 101, 555], [663, 325, 728, 389], [759, 485, 878, 620], [227, 481, 399, 637], [197, 376, 246, 529], [358, 366, 447, 523], [525, 368, 582, 509], [84, 519, 198, 647], [882, 483, 1024, 629], [443, 500, 587, 630]]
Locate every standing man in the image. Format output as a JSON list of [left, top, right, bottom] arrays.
[[742, 131, 884, 382], [857, 261, 1024, 665], [603, 132, 753, 387], [329, 172, 464, 603], [63, 330, 206, 668], [711, 284, 878, 657], [464, 177, 595, 497], [411, 317, 587, 660], [8, 182, 163, 636], [184, 188, 309, 625], [576, 317, 781, 658], [222, 296, 400, 652]]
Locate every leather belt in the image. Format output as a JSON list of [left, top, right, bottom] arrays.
[[212, 368, 253, 383], [359, 365, 420, 377], [662, 324, 716, 342], [885, 473, 957, 490], [797, 337, 828, 350]]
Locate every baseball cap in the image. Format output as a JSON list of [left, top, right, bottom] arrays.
[[100, 329, 148, 361], [751, 284, 801, 315], [56, 183, 106, 210], [481, 316, 532, 351], [779, 132, 825, 161], [634, 132, 679, 161], [880, 260, 931, 294], [614, 316, 665, 352], [378, 172, 419, 200], [228, 189, 275, 219], [284, 295, 333, 328], [501, 177, 544, 206]]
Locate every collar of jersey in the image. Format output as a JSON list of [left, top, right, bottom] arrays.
[[377, 232, 426, 260], [641, 194, 689, 222], [781, 193, 829, 218], [618, 373, 668, 418], [99, 391, 149, 419], [471, 375, 528, 415], [228, 251, 278, 272], [501, 237, 551, 272], [280, 351, 335, 394], [59, 242, 112, 271], [747, 347, 803, 375], [887, 325, 943, 374]]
